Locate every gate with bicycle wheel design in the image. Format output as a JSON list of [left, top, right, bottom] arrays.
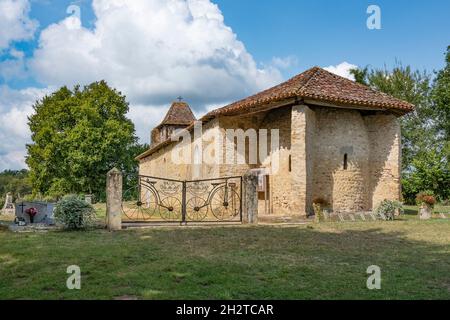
[[121, 175, 242, 224]]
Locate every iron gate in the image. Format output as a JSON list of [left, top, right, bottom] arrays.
[[121, 175, 242, 224]]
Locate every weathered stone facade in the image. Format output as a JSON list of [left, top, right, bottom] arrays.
[[138, 67, 411, 217], [139, 103, 402, 217]]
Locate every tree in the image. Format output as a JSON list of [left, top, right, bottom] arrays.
[[0, 169, 32, 207], [26, 81, 142, 201], [432, 46, 450, 142]]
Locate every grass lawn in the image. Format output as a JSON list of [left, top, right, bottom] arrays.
[[0, 207, 449, 300]]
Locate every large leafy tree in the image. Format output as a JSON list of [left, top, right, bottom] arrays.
[[26, 81, 143, 200], [432, 46, 450, 149]]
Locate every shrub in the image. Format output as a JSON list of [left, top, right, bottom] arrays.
[[416, 191, 436, 208], [375, 200, 404, 220], [54, 195, 96, 230], [313, 198, 330, 223]]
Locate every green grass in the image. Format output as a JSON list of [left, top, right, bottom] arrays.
[[0, 209, 449, 300], [403, 204, 450, 216]]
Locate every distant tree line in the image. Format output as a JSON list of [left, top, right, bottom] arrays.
[[351, 46, 450, 203], [0, 169, 32, 207]]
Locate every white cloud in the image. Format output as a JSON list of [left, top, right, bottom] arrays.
[[1, 0, 286, 170], [0, 49, 27, 81], [0, 86, 50, 170], [30, 0, 283, 109], [0, 0, 38, 50], [324, 61, 358, 80], [271, 55, 298, 69]]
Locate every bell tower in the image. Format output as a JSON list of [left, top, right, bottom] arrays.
[[151, 99, 196, 146]]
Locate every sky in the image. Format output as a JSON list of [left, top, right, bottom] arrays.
[[0, 0, 449, 171]]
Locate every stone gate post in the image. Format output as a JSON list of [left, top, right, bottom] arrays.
[[106, 168, 122, 231], [243, 171, 259, 224]]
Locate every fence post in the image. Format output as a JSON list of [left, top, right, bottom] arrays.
[[243, 171, 259, 224], [106, 167, 122, 231]]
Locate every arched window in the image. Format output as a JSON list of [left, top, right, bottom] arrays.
[[343, 153, 348, 170]]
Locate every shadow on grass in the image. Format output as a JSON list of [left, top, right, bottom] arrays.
[[0, 221, 449, 299]]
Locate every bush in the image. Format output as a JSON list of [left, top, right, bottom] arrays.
[[375, 200, 404, 220], [312, 198, 330, 223], [416, 190, 436, 208], [54, 195, 96, 230]]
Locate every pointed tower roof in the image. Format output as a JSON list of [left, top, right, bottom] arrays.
[[158, 101, 196, 127]]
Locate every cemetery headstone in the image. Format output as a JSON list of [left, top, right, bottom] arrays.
[[85, 194, 93, 205], [15, 201, 55, 225]]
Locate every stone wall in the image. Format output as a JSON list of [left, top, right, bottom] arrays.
[[312, 107, 370, 213], [365, 114, 401, 208], [139, 104, 402, 216], [259, 108, 292, 215], [139, 140, 191, 180], [290, 105, 315, 216]]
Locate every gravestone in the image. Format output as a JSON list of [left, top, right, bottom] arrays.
[[15, 201, 55, 225], [85, 194, 93, 205]]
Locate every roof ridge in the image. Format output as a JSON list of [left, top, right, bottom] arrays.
[[297, 66, 321, 94], [301, 67, 414, 108]]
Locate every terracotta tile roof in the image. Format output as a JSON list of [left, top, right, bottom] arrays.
[[204, 66, 414, 118], [137, 67, 414, 160], [158, 101, 196, 127]]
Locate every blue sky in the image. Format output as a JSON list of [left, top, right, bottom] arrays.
[[0, 0, 449, 170], [3, 0, 450, 88]]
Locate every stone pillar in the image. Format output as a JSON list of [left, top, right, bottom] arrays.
[[106, 168, 122, 231], [243, 171, 258, 224], [1, 192, 14, 216], [419, 205, 432, 220], [291, 105, 315, 217]]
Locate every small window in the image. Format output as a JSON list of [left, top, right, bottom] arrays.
[[289, 155, 292, 172], [343, 154, 348, 170]]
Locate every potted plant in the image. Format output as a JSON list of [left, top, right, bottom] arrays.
[[312, 198, 330, 223], [416, 191, 436, 220], [25, 207, 38, 224]]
